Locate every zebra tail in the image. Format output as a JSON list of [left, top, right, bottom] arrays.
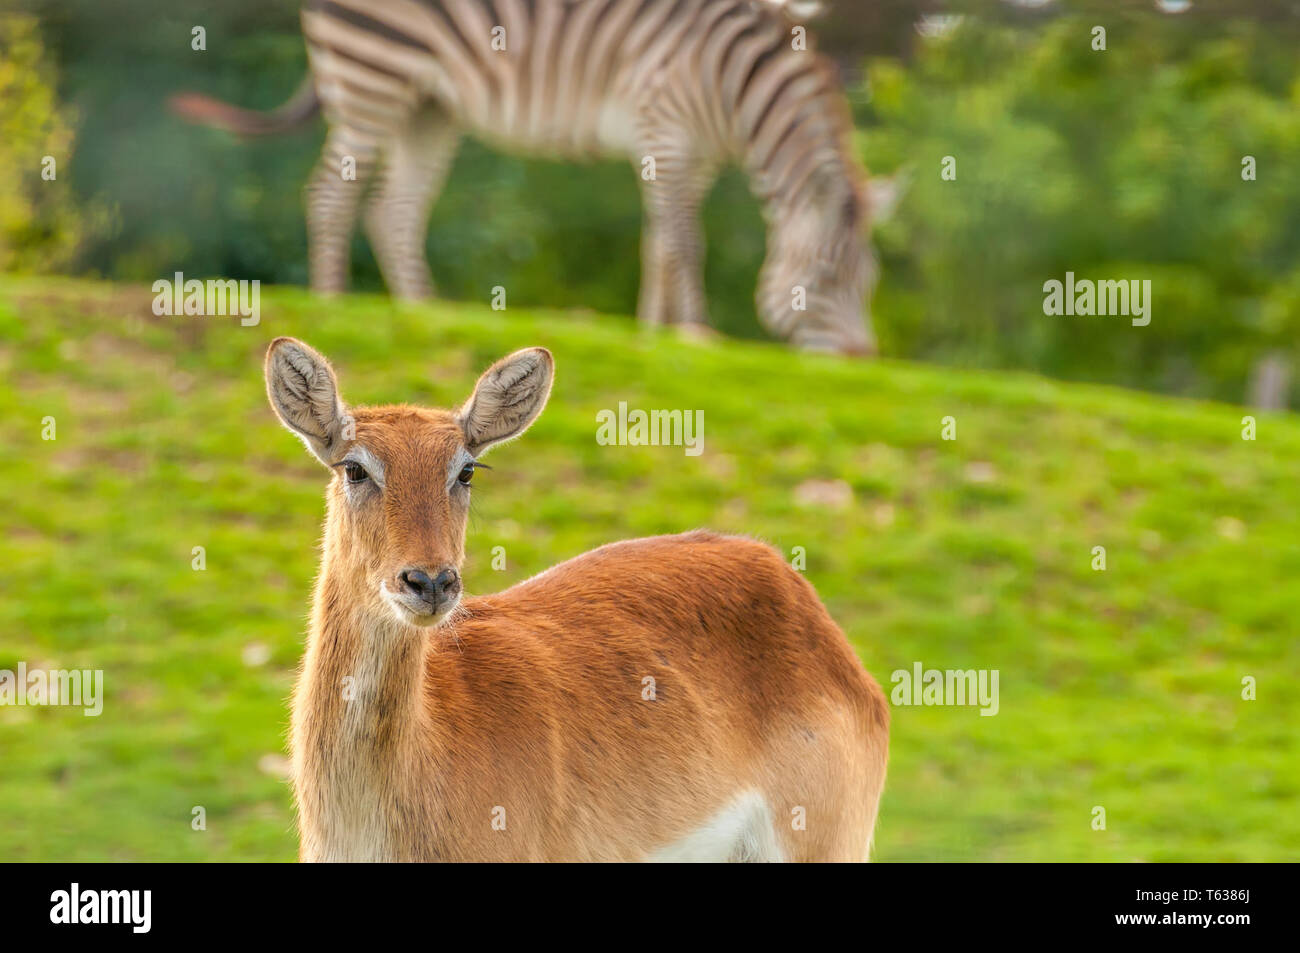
[[168, 74, 320, 137]]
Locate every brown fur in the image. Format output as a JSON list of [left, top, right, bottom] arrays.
[[272, 341, 889, 861]]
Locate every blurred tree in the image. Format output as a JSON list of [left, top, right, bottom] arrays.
[[814, 0, 938, 72], [0, 13, 101, 272], [859, 8, 1300, 406]]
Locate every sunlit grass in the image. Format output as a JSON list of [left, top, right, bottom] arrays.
[[0, 277, 1296, 861]]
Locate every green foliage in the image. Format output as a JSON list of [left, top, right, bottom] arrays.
[[1, 278, 1296, 860], [10, 2, 1300, 403], [15, 0, 770, 337], [0, 14, 101, 271], [858, 13, 1300, 405]]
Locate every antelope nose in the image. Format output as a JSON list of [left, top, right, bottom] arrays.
[[399, 568, 460, 606]]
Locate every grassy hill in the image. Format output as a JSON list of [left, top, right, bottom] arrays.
[[1, 277, 1296, 861]]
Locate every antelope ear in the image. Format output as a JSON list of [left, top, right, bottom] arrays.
[[264, 337, 350, 466], [457, 347, 553, 456]]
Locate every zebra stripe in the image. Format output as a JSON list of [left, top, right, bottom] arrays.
[[181, 0, 880, 353]]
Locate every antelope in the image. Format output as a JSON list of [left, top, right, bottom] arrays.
[[265, 336, 889, 861]]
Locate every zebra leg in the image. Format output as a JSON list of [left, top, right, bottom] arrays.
[[305, 130, 379, 295], [364, 106, 461, 301], [636, 217, 671, 328], [636, 153, 717, 330]]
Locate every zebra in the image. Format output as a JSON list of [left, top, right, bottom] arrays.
[[172, 0, 898, 354]]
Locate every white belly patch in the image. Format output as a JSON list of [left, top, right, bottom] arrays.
[[646, 789, 785, 863]]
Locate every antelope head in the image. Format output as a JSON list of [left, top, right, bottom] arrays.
[[264, 336, 554, 628]]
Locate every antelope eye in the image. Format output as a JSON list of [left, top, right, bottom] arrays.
[[457, 464, 475, 487], [344, 462, 369, 484]]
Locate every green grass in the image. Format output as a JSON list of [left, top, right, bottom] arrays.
[[1, 276, 1297, 861]]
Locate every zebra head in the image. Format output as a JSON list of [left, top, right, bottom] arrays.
[[758, 170, 903, 357]]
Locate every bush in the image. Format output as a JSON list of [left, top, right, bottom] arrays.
[[0, 14, 100, 272], [858, 13, 1300, 406]]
